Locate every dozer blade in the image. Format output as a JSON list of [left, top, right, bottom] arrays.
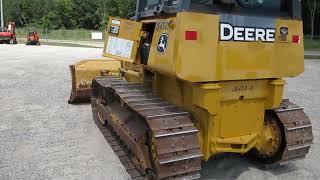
[[68, 59, 121, 104]]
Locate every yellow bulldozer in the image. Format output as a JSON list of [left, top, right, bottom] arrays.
[[69, 0, 313, 179]]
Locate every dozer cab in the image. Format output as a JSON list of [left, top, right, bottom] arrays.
[[88, 0, 313, 179]]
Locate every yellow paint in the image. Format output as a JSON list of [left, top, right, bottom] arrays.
[[70, 17, 143, 99], [147, 12, 304, 82], [103, 17, 143, 63], [153, 74, 286, 160], [154, 74, 284, 160], [81, 13, 304, 161], [257, 118, 281, 156], [73, 59, 121, 89], [147, 18, 177, 76]]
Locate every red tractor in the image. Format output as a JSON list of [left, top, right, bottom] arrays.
[[0, 22, 17, 44], [26, 31, 40, 45]]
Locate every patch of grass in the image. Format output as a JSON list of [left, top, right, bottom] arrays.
[[305, 55, 320, 60], [40, 42, 100, 48], [17, 39, 99, 48], [304, 39, 320, 51], [16, 28, 104, 41]]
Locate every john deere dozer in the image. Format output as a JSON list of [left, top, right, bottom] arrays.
[[75, 0, 314, 179]]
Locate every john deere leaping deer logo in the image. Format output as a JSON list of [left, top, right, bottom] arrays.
[[157, 34, 168, 54]]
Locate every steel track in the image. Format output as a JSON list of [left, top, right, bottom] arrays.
[[91, 109, 146, 179], [273, 99, 313, 164], [91, 77, 202, 179], [91, 77, 313, 179]]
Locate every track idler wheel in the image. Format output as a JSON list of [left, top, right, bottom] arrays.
[[252, 111, 285, 164], [251, 100, 313, 165]]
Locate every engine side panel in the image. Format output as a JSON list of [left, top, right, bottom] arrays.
[[147, 12, 304, 82]]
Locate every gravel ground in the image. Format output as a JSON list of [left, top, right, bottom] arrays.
[[0, 45, 130, 180], [0, 45, 319, 180]]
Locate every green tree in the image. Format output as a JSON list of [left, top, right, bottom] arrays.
[[306, 0, 320, 38], [71, 0, 101, 29], [2, 0, 319, 35], [96, 0, 136, 28], [56, 0, 76, 29]]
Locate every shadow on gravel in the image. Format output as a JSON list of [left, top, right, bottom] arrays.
[[67, 102, 91, 106], [201, 153, 298, 179]]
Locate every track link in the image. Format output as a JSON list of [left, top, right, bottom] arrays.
[[91, 112, 145, 179], [274, 99, 313, 164], [91, 77, 202, 179]]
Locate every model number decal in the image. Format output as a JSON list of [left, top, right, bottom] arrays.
[[220, 23, 275, 42], [156, 20, 174, 31], [232, 85, 254, 92]]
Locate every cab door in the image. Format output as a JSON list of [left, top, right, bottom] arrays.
[[103, 17, 143, 63]]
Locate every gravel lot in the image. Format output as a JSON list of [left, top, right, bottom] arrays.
[[0, 45, 130, 180], [0, 44, 319, 180]]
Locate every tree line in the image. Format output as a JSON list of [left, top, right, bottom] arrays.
[[305, 0, 319, 38], [2, 0, 320, 36], [3, 0, 136, 30]]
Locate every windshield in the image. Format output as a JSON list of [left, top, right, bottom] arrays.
[[236, 0, 281, 10], [147, 0, 158, 6], [190, 0, 287, 17], [137, 0, 299, 19], [145, 0, 179, 7]]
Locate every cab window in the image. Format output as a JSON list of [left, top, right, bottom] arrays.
[[236, 0, 280, 10], [191, 0, 290, 17]]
